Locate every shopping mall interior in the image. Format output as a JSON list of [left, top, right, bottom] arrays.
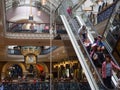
[[0, 0, 120, 90]]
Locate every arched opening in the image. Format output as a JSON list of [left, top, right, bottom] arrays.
[[1, 62, 26, 80]]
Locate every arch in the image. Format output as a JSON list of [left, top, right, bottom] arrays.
[[1, 62, 27, 79], [2, 62, 26, 73]]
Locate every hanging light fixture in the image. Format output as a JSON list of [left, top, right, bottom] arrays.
[[29, 0, 33, 20], [29, 15, 33, 20]]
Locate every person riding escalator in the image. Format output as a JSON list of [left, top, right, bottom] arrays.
[[102, 54, 120, 89]]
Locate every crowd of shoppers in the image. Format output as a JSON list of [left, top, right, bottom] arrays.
[[79, 25, 120, 89]]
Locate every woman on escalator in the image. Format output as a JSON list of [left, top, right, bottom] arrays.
[[102, 54, 120, 89], [92, 46, 105, 75], [67, 6, 72, 16]]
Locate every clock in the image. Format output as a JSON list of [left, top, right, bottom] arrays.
[[25, 54, 37, 64]]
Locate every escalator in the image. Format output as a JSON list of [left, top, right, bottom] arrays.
[[60, 15, 101, 90], [60, 15, 107, 90], [74, 0, 120, 87], [75, 15, 119, 89]]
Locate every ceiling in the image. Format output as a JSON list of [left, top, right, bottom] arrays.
[[5, 0, 64, 13]]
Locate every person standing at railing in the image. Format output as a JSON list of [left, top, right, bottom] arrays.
[[102, 54, 120, 89]]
